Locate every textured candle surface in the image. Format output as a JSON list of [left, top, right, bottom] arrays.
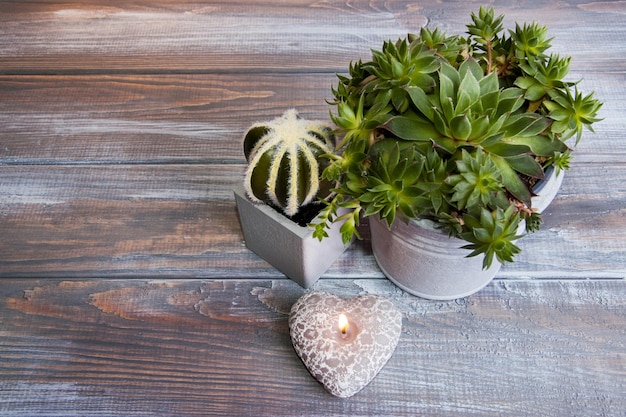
[[289, 292, 402, 398]]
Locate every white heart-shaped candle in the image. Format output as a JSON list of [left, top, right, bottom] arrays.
[[289, 292, 402, 398]]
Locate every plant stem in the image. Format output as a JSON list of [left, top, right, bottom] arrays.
[[486, 41, 493, 74]]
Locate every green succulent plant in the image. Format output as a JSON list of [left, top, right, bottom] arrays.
[[313, 7, 603, 268]]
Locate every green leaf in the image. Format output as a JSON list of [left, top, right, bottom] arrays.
[[459, 58, 484, 81], [410, 73, 437, 92], [491, 155, 531, 204], [439, 61, 460, 86], [485, 142, 532, 157], [479, 90, 499, 113], [457, 68, 481, 111], [504, 154, 545, 178], [406, 86, 434, 120], [460, 206, 523, 268], [496, 88, 525, 115], [432, 108, 452, 138], [505, 113, 550, 137], [469, 115, 490, 140], [339, 209, 362, 245], [391, 157, 410, 182], [502, 135, 569, 156], [525, 84, 547, 101], [390, 56, 404, 78], [479, 71, 499, 95], [432, 136, 458, 154], [391, 87, 408, 112], [368, 184, 394, 193], [472, 227, 492, 243], [383, 115, 441, 142], [413, 54, 441, 74], [439, 72, 456, 122], [514, 76, 536, 90], [450, 114, 472, 140], [456, 90, 474, 115], [480, 132, 505, 148]]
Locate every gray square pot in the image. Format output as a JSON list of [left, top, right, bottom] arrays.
[[233, 185, 352, 288]]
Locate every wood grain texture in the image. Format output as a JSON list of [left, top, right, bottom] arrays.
[[0, 0, 421, 73], [0, 163, 371, 278], [0, 74, 338, 164], [1, 0, 625, 415], [1, 0, 624, 73], [1, 164, 624, 278], [0, 72, 623, 164], [1, 278, 624, 417]]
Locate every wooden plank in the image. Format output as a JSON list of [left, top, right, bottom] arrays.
[[500, 163, 626, 279], [0, 164, 377, 278], [0, 73, 337, 164], [1, 278, 624, 416], [1, 164, 624, 278], [0, 0, 419, 73], [1, 1, 624, 73], [0, 73, 623, 164]]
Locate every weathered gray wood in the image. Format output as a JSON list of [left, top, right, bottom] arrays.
[[0, 278, 624, 417], [0, 73, 623, 164], [0, 164, 375, 278], [0, 0, 416, 73], [1, 0, 624, 73], [1, 164, 625, 278], [0, 74, 336, 164], [1, 1, 625, 415]]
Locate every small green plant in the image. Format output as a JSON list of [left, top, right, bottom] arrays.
[[243, 109, 335, 220], [314, 7, 602, 268]]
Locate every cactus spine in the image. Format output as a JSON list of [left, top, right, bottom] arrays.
[[243, 109, 335, 217]]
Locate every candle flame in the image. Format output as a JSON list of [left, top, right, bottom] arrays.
[[338, 314, 349, 334]]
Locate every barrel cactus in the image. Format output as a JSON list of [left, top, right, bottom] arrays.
[[243, 109, 335, 218]]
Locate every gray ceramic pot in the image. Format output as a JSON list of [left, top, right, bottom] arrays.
[[531, 166, 564, 213], [234, 185, 351, 288], [370, 217, 500, 300], [369, 167, 563, 300]]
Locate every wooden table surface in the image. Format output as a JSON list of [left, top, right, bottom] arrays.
[[1, 1, 625, 416]]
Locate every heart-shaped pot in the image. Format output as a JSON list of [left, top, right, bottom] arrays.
[[288, 292, 402, 398]]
